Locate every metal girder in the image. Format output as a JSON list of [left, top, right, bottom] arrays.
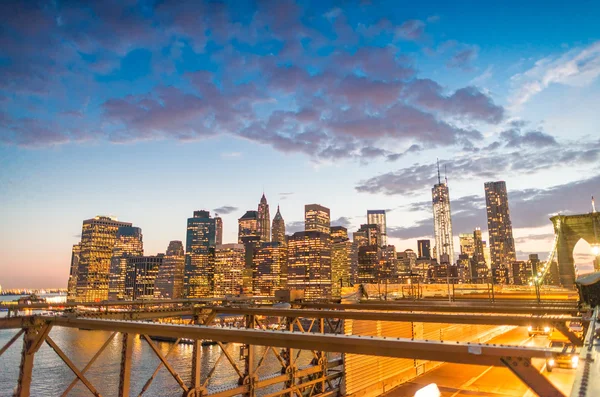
[[15, 320, 51, 397], [138, 337, 181, 396], [45, 335, 101, 396], [0, 329, 24, 357], [208, 306, 580, 327], [501, 356, 564, 397], [46, 317, 560, 366], [570, 306, 600, 397], [301, 302, 579, 315], [119, 333, 134, 397], [142, 335, 188, 393]]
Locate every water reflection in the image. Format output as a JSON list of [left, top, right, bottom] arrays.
[[0, 326, 320, 396]]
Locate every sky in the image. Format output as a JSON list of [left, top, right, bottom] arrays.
[[1, 0, 600, 289]]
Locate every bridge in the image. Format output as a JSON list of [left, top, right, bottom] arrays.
[[0, 295, 596, 397]]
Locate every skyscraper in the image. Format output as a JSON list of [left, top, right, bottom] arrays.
[[184, 210, 217, 298], [67, 244, 81, 302], [271, 206, 286, 244], [253, 241, 287, 296], [331, 226, 351, 298], [485, 181, 516, 271], [238, 210, 259, 243], [473, 228, 486, 265], [358, 245, 380, 283], [108, 226, 144, 300], [215, 216, 223, 246], [459, 233, 475, 257], [75, 216, 133, 302], [367, 210, 387, 246], [214, 244, 246, 297], [417, 240, 431, 259], [287, 231, 332, 299], [154, 241, 185, 299], [125, 255, 163, 300], [305, 204, 330, 234], [432, 163, 455, 265], [357, 224, 381, 246], [257, 194, 271, 242]]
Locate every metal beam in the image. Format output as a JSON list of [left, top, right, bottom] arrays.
[[47, 317, 560, 366], [141, 335, 188, 393], [501, 356, 564, 397], [0, 329, 24, 357], [208, 306, 580, 327], [119, 333, 134, 397]]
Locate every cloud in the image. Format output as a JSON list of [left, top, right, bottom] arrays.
[[511, 41, 600, 107], [221, 152, 242, 158], [213, 206, 238, 215], [395, 20, 426, 41], [500, 129, 557, 148], [331, 216, 353, 229], [447, 46, 479, 71], [515, 233, 555, 244], [286, 221, 305, 234]]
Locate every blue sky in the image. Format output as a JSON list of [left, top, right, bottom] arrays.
[[1, 0, 599, 289]]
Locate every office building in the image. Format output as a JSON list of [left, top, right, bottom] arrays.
[[75, 216, 133, 302], [367, 210, 387, 246], [357, 224, 381, 246], [108, 226, 144, 300], [305, 204, 330, 234], [257, 194, 271, 242], [67, 244, 81, 302], [185, 210, 217, 298], [331, 226, 351, 298], [154, 241, 185, 299], [432, 164, 455, 265], [215, 216, 223, 246], [125, 255, 163, 300], [238, 210, 259, 243], [459, 233, 475, 258], [380, 245, 398, 281], [512, 261, 533, 285], [358, 245, 380, 284], [271, 206, 286, 244], [287, 231, 332, 299], [417, 240, 431, 260], [485, 181, 516, 270], [253, 241, 287, 296], [214, 244, 245, 297], [473, 228, 486, 265]]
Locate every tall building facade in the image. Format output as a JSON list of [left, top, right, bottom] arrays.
[[380, 245, 398, 280], [185, 210, 217, 298], [214, 244, 246, 297], [253, 241, 287, 296], [271, 206, 286, 244], [473, 228, 486, 265], [287, 231, 332, 299], [125, 255, 163, 300], [108, 226, 144, 300], [417, 239, 431, 259], [75, 216, 133, 302], [67, 244, 81, 301], [358, 245, 380, 283], [257, 194, 271, 242], [305, 204, 330, 234], [357, 224, 381, 246], [238, 210, 259, 243], [215, 216, 223, 246], [331, 226, 351, 298], [367, 210, 387, 246], [432, 169, 455, 265], [154, 241, 185, 299], [485, 181, 516, 271]]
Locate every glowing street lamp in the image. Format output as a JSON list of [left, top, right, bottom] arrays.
[[591, 244, 600, 256]]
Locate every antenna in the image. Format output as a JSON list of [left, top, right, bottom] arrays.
[[444, 165, 448, 185], [593, 196, 597, 213], [436, 158, 441, 184]]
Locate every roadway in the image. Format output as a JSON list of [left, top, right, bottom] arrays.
[[384, 327, 575, 397]]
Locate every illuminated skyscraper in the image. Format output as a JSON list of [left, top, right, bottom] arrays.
[[367, 210, 387, 246], [485, 181, 516, 271], [331, 226, 351, 298], [417, 240, 431, 259], [473, 228, 486, 265], [154, 241, 185, 299], [238, 210, 259, 243], [253, 241, 287, 296], [271, 206, 286, 244], [75, 216, 133, 302], [215, 216, 223, 246], [288, 231, 332, 299], [380, 245, 398, 280], [214, 244, 245, 296], [432, 163, 455, 265], [125, 255, 163, 300], [357, 223, 381, 246], [185, 210, 217, 298], [67, 244, 81, 302], [358, 245, 380, 283], [257, 194, 271, 242], [459, 233, 475, 258], [108, 226, 144, 300], [305, 204, 330, 234]]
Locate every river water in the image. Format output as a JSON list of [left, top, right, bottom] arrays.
[[0, 295, 320, 396]]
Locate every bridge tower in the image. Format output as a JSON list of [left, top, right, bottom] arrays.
[[550, 212, 600, 287]]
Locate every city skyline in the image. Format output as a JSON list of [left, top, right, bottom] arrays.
[[2, 1, 600, 289]]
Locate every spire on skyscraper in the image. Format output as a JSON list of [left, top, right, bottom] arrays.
[[257, 193, 271, 242]]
